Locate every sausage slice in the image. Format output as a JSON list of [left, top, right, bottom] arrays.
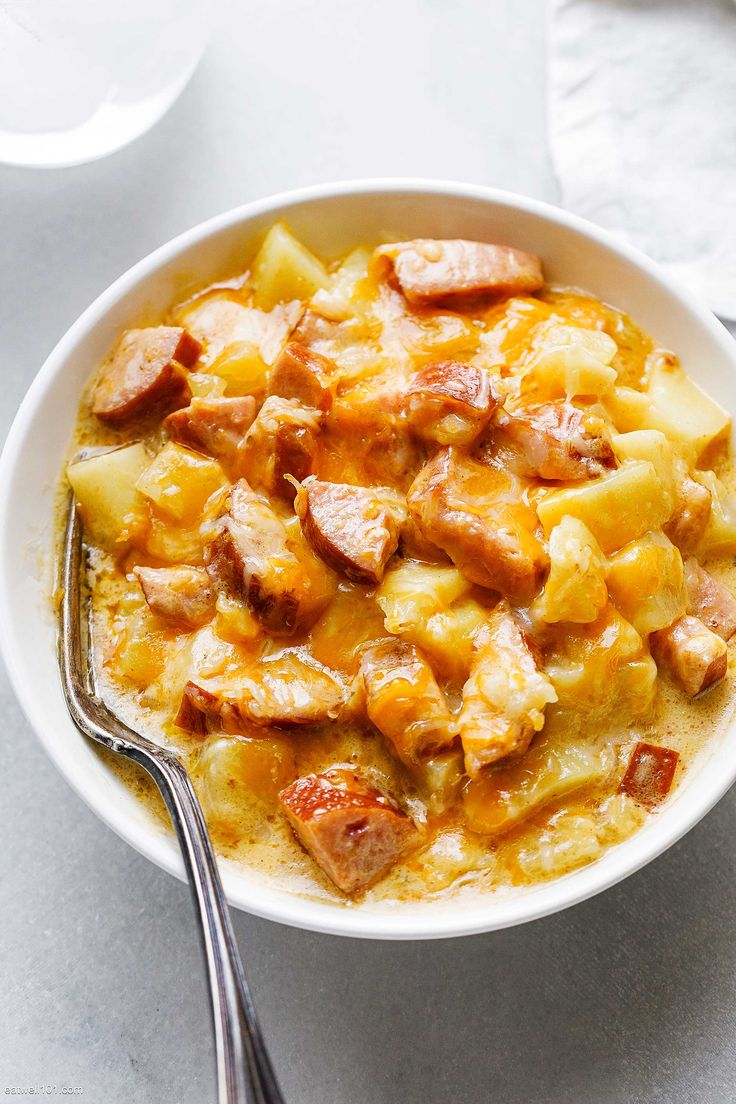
[[133, 566, 215, 628], [664, 476, 712, 554], [372, 239, 544, 304], [619, 742, 679, 808], [279, 768, 418, 893], [650, 615, 727, 696], [205, 480, 317, 635], [92, 326, 201, 423], [405, 361, 499, 445], [458, 603, 557, 776], [407, 448, 548, 603], [484, 402, 617, 481], [241, 397, 322, 502], [684, 558, 736, 641], [294, 477, 406, 585], [269, 341, 335, 411], [360, 640, 457, 766], [164, 396, 257, 475]]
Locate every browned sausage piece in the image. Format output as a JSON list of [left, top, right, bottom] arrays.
[[279, 768, 418, 893], [407, 448, 548, 603], [485, 402, 617, 481], [241, 397, 322, 502], [205, 479, 317, 635], [619, 742, 679, 808], [360, 640, 457, 766], [458, 604, 557, 777], [684, 558, 736, 641], [664, 476, 712, 554], [294, 477, 406, 585], [372, 239, 544, 304], [650, 615, 727, 696], [133, 566, 215, 628], [175, 680, 241, 735], [404, 361, 499, 445], [92, 326, 201, 423], [164, 396, 257, 475], [269, 341, 335, 411]]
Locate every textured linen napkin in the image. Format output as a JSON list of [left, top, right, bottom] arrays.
[[548, 0, 736, 319]]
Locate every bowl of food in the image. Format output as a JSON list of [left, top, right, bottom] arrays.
[[3, 180, 736, 939]]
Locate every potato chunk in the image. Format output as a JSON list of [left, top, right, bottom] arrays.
[[252, 223, 329, 309], [196, 735, 295, 833], [458, 604, 557, 777], [372, 239, 543, 304], [294, 477, 405, 585], [523, 324, 617, 399], [91, 326, 200, 423], [650, 615, 727, 696], [205, 480, 325, 635], [536, 461, 671, 554], [692, 471, 736, 557], [534, 516, 608, 624], [408, 448, 548, 603], [642, 353, 730, 463], [360, 640, 457, 766], [136, 442, 225, 524], [607, 531, 686, 635], [464, 734, 613, 834], [67, 443, 149, 551], [280, 768, 419, 894], [404, 361, 498, 445]]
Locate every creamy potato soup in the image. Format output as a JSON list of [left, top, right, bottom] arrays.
[[64, 224, 736, 904]]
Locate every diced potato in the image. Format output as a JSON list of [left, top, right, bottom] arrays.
[[536, 461, 671, 553], [603, 385, 651, 432], [595, 792, 646, 846], [607, 531, 686, 634], [136, 442, 226, 524], [311, 246, 371, 321], [509, 813, 603, 882], [642, 355, 730, 463], [188, 372, 227, 399], [413, 750, 465, 817], [693, 470, 736, 556], [525, 324, 618, 399], [144, 518, 205, 565], [612, 429, 678, 507], [411, 826, 492, 891], [111, 606, 177, 688], [207, 341, 269, 396], [214, 594, 262, 646], [142, 626, 230, 709], [464, 735, 614, 834], [67, 443, 149, 551], [419, 600, 492, 680], [251, 222, 329, 309], [377, 561, 471, 632], [195, 735, 295, 833], [534, 516, 608, 624], [544, 603, 657, 722]]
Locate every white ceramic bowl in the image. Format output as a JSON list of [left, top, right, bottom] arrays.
[[2, 180, 736, 940]]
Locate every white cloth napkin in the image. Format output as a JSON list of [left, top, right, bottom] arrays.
[[548, 0, 736, 320]]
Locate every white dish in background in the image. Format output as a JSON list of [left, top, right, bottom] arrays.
[[1, 179, 735, 939]]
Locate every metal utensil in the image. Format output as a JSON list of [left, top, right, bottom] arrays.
[[58, 496, 285, 1104]]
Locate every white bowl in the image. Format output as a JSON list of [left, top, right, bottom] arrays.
[[2, 180, 736, 940]]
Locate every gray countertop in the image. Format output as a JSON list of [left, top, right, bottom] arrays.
[[2, 3, 735, 1100]]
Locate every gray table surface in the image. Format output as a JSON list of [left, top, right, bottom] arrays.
[[2, 3, 736, 1101]]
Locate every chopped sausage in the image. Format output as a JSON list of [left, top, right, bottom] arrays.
[[457, 604, 558, 777], [92, 326, 201, 423], [619, 741, 680, 808], [650, 615, 727, 696], [360, 640, 457, 766], [294, 477, 406, 585], [164, 396, 257, 476], [404, 361, 499, 445], [240, 396, 322, 502], [133, 566, 215, 628], [269, 341, 335, 411], [176, 653, 346, 732], [664, 475, 712, 554], [484, 402, 617, 481], [279, 768, 418, 893], [407, 448, 548, 602], [684, 558, 736, 641], [372, 239, 544, 304], [205, 480, 318, 635]]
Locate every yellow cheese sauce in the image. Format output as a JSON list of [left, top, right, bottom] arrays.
[[64, 225, 736, 907]]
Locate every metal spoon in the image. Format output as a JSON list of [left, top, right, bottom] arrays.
[[58, 495, 285, 1104]]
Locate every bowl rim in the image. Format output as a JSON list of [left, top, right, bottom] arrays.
[[2, 177, 736, 940]]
